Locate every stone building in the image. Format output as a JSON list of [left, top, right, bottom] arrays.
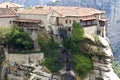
[[13, 6, 107, 39], [0, 3, 107, 49], [0, 8, 17, 27], [0, 2, 24, 11], [0, 2, 24, 27], [0, 2, 107, 39]]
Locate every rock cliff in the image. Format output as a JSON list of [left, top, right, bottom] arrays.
[[80, 34, 120, 80]]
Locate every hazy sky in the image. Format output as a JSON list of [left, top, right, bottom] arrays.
[[52, 0, 56, 2]]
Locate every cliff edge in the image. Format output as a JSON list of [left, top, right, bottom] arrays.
[[82, 34, 120, 80]]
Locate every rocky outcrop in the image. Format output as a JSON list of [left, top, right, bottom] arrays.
[[80, 34, 120, 80], [0, 47, 5, 80], [0, 47, 5, 65]]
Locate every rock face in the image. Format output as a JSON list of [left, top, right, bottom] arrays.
[[0, 47, 5, 65], [0, 47, 5, 79], [81, 34, 120, 80]]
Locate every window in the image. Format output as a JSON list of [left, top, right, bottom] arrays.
[[73, 20, 75, 23], [69, 20, 71, 23], [10, 20, 12, 24], [65, 19, 68, 24]]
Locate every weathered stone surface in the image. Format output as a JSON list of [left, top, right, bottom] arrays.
[[84, 36, 120, 80]]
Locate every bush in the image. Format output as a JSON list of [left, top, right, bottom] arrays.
[[72, 22, 84, 41], [43, 55, 64, 73], [8, 25, 34, 50], [0, 27, 11, 45], [112, 61, 120, 77], [74, 54, 93, 78]]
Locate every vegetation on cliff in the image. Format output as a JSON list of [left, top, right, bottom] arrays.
[[63, 22, 93, 78], [112, 61, 120, 77], [0, 27, 11, 45], [0, 25, 34, 51], [38, 22, 93, 78], [38, 35, 64, 73]]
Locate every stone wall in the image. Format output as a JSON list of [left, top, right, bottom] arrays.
[[83, 26, 97, 36], [19, 14, 48, 25], [58, 17, 80, 28], [8, 53, 44, 65], [0, 17, 16, 27]]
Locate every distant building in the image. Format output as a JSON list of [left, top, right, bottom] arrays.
[[0, 2, 107, 40], [13, 6, 107, 38], [0, 2, 24, 11], [0, 2, 107, 39], [0, 8, 16, 27]]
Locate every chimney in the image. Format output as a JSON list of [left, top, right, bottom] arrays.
[[6, 5, 8, 8]]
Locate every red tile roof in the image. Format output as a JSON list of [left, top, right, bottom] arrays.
[[0, 2, 24, 8], [0, 8, 16, 17], [19, 6, 105, 17]]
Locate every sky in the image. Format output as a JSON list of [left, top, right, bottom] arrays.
[[51, 0, 56, 2]]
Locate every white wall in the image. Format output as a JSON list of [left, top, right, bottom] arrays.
[[0, 17, 16, 27]]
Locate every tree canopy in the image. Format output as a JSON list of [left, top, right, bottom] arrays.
[[0, 27, 11, 45], [74, 54, 93, 78], [8, 25, 34, 50], [38, 35, 64, 73], [72, 22, 84, 41]]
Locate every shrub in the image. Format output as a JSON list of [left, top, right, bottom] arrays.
[[8, 25, 34, 50], [74, 54, 93, 78], [112, 61, 120, 77], [0, 27, 11, 45]]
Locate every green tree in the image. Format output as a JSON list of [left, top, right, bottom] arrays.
[[72, 22, 84, 41], [62, 22, 84, 53], [0, 27, 11, 45], [9, 25, 34, 50], [74, 54, 93, 78], [43, 53, 64, 73], [38, 34, 64, 73], [62, 21, 93, 79]]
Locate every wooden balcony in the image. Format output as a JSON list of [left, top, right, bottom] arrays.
[[13, 19, 41, 29]]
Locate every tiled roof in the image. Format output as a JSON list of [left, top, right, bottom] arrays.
[[18, 8, 51, 15], [0, 2, 24, 8], [19, 6, 105, 17], [0, 8, 16, 17]]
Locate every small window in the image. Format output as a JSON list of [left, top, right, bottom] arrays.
[[10, 20, 12, 24], [73, 20, 75, 23], [69, 20, 71, 23], [65, 19, 68, 24]]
